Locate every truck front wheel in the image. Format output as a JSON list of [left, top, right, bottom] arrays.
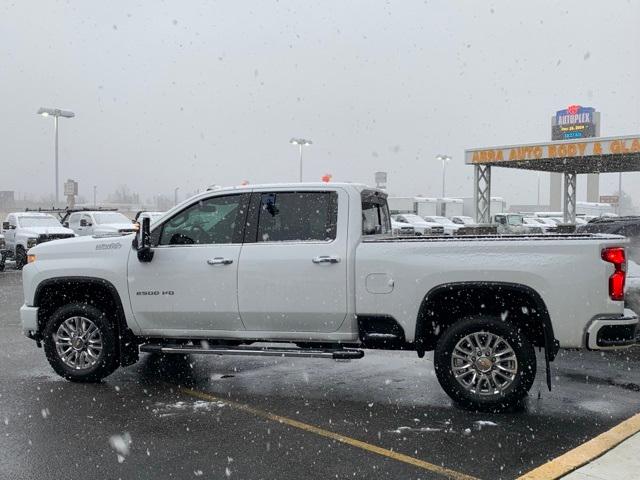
[[43, 303, 120, 382], [15, 246, 26, 270], [434, 316, 536, 412]]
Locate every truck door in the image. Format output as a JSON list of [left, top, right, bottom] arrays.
[[127, 193, 249, 334], [77, 214, 93, 236], [67, 213, 81, 235], [237, 189, 348, 333], [4, 215, 17, 251]]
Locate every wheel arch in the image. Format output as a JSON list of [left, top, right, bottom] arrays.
[[34, 276, 138, 366], [415, 281, 559, 360]]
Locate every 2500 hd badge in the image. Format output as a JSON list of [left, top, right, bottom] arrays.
[[136, 290, 175, 296]]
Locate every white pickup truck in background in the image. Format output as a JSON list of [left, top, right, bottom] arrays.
[[3, 212, 76, 269], [66, 211, 137, 237], [19, 183, 638, 411]]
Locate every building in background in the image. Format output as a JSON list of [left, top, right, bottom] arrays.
[[0, 191, 15, 211]]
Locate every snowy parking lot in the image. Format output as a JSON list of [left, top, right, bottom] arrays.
[[1, 268, 639, 479]]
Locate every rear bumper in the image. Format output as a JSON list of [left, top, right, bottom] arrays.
[[586, 309, 638, 350], [20, 304, 39, 339]]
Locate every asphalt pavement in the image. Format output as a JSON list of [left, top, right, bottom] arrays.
[[1, 267, 639, 480]]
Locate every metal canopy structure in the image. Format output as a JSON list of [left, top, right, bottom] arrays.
[[465, 134, 640, 223]]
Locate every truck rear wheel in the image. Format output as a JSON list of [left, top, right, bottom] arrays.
[[43, 303, 120, 383], [434, 316, 536, 412]]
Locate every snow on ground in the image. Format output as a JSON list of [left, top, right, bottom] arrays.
[[151, 400, 226, 417]]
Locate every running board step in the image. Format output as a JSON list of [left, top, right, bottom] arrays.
[[140, 343, 365, 360]]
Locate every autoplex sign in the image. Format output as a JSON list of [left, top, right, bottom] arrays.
[[551, 104, 599, 140], [556, 105, 595, 125], [466, 136, 640, 164]]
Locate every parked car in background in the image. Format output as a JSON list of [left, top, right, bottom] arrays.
[[523, 217, 554, 233], [450, 215, 476, 226], [134, 211, 165, 224], [546, 216, 586, 226], [422, 216, 463, 235], [2, 212, 75, 269], [67, 211, 137, 237], [536, 217, 559, 228], [578, 216, 640, 264], [391, 213, 443, 235], [492, 214, 543, 234], [0, 233, 8, 271], [390, 218, 416, 236]]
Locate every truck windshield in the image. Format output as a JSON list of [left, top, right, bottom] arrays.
[[93, 213, 131, 224], [507, 215, 524, 226], [18, 216, 61, 228]]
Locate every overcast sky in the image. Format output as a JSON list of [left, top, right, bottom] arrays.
[[1, 0, 639, 205]]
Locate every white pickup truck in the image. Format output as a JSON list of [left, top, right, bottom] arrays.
[[3, 212, 76, 269], [20, 183, 638, 411]]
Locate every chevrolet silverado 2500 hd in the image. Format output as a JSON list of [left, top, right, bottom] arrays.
[[20, 183, 638, 411]]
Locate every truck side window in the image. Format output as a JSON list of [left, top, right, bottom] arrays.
[[80, 214, 92, 227], [157, 194, 243, 246], [256, 191, 338, 242], [362, 199, 391, 236]]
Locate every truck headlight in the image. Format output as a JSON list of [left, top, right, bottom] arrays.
[[27, 237, 38, 248]]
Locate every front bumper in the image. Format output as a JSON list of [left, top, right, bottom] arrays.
[[20, 304, 39, 339], [586, 308, 638, 350]]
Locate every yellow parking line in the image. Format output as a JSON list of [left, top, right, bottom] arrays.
[[181, 387, 478, 480], [517, 412, 640, 480]]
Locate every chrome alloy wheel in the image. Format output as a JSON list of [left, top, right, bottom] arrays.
[[451, 331, 518, 396], [54, 316, 103, 370]]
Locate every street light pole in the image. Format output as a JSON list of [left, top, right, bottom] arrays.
[[54, 115, 59, 203], [436, 154, 452, 197], [174, 187, 180, 206], [93, 185, 97, 208], [37, 107, 75, 204], [290, 138, 313, 182], [618, 172, 623, 215], [298, 143, 303, 182]]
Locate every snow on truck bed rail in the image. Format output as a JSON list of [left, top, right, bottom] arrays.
[[362, 233, 625, 243]]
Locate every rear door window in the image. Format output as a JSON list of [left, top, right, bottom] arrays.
[[255, 191, 338, 242]]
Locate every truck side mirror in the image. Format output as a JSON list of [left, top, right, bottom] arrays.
[[2, 222, 9, 230], [137, 217, 154, 262]]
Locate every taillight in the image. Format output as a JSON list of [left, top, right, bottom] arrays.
[[601, 247, 626, 301]]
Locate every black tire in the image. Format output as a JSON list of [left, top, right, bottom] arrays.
[[14, 246, 26, 270], [43, 303, 120, 382], [434, 315, 536, 412]]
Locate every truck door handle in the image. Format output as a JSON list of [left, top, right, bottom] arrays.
[[207, 257, 233, 266], [312, 255, 341, 264]]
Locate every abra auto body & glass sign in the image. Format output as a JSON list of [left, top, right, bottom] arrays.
[[466, 136, 640, 164]]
